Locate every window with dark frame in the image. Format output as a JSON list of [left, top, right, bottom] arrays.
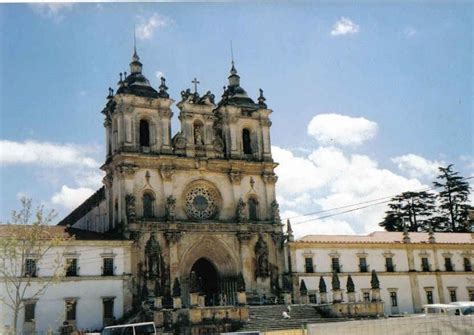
[[248, 198, 258, 221], [66, 258, 78, 277], [469, 290, 474, 302], [139, 119, 150, 147], [65, 300, 77, 321], [421, 257, 430, 272], [24, 259, 37, 277], [449, 289, 457, 302], [305, 257, 314, 273], [445, 258, 454, 272], [103, 298, 114, 320], [385, 257, 395, 272], [24, 302, 36, 322], [463, 258, 472, 272], [426, 290, 434, 304], [390, 291, 398, 307], [143, 193, 154, 218], [331, 257, 340, 273], [359, 257, 368, 272], [103, 258, 114, 276], [242, 129, 252, 155]]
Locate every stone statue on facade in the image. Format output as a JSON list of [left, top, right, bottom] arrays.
[[254, 234, 270, 278], [145, 234, 162, 278], [236, 198, 247, 223], [125, 193, 136, 222], [194, 125, 204, 146], [270, 200, 281, 224], [165, 195, 176, 221]]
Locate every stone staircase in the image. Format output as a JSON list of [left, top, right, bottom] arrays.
[[239, 304, 342, 332]]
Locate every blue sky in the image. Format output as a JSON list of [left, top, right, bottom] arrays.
[[0, 2, 472, 235]]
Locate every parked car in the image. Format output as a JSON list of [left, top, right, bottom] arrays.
[[102, 322, 156, 335]]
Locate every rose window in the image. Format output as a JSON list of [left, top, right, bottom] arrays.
[[185, 185, 220, 220]]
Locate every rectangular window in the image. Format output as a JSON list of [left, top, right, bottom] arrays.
[[309, 294, 317, 304], [66, 258, 78, 277], [449, 289, 457, 302], [363, 292, 370, 302], [103, 298, 114, 319], [445, 258, 454, 272], [103, 258, 114, 276], [421, 258, 430, 272], [65, 300, 77, 321], [304, 258, 314, 273], [385, 257, 395, 272], [469, 290, 474, 302], [426, 290, 434, 304], [359, 258, 368, 272], [24, 259, 37, 277], [24, 302, 36, 322], [463, 258, 472, 272], [331, 258, 340, 273], [390, 291, 398, 307]]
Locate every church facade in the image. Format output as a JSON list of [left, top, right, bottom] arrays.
[[59, 49, 287, 312]]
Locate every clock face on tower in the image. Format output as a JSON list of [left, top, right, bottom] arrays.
[[185, 183, 220, 220]]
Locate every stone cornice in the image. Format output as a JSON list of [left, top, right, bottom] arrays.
[[102, 152, 278, 175]]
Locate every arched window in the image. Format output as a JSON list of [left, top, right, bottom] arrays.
[[248, 197, 258, 221], [140, 120, 150, 147], [143, 193, 155, 218], [242, 129, 252, 155]]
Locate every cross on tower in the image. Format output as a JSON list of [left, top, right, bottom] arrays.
[[192, 77, 200, 94]]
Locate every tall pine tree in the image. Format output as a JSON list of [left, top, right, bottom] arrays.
[[379, 191, 436, 232], [433, 165, 472, 232]]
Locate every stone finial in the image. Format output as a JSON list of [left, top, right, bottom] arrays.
[[107, 87, 114, 99], [117, 72, 123, 86], [287, 219, 294, 242], [370, 269, 380, 289], [237, 273, 246, 292], [428, 222, 436, 243], [158, 77, 169, 98], [346, 275, 355, 293], [331, 271, 341, 290], [258, 88, 267, 108], [299, 279, 308, 295], [402, 224, 411, 243], [318, 276, 327, 293], [172, 278, 181, 297]]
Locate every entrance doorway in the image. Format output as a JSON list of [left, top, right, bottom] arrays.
[[191, 258, 219, 305]]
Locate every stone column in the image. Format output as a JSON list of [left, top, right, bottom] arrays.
[[237, 231, 253, 290], [320, 292, 328, 304], [260, 117, 272, 161], [165, 231, 182, 289], [332, 289, 343, 303], [347, 291, 356, 303], [371, 288, 381, 302]]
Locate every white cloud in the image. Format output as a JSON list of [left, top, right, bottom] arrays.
[[307, 114, 378, 147], [29, 3, 74, 22], [0, 140, 99, 168], [136, 13, 172, 40], [274, 145, 426, 236], [330, 17, 359, 36], [51, 186, 95, 210], [391, 154, 443, 179]]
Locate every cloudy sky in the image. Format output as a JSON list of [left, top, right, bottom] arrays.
[[0, 2, 472, 236]]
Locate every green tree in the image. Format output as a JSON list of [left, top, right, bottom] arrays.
[[0, 198, 72, 334], [379, 191, 436, 232], [433, 165, 472, 232]]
